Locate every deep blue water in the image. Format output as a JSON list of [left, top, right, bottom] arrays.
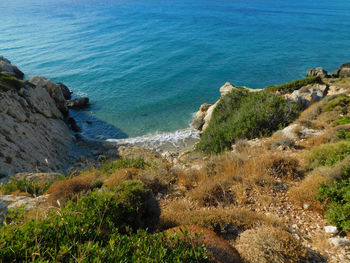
[[1, 0, 350, 139]]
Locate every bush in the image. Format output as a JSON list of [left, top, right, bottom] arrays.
[[267, 157, 300, 180], [265, 76, 322, 94], [196, 90, 300, 154], [336, 129, 350, 141], [317, 178, 350, 232], [334, 115, 350, 126], [0, 181, 177, 262], [100, 158, 149, 175], [236, 226, 307, 263], [46, 177, 92, 206], [307, 141, 350, 168]]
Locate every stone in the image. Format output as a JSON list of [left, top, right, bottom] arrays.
[[327, 85, 348, 96], [328, 237, 350, 247], [56, 82, 72, 100], [67, 97, 90, 110], [29, 76, 68, 116], [303, 203, 310, 210], [0, 56, 24, 79], [220, 82, 237, 96], [66, 117, 81, 132], [324, 226, 338, 234], [307, 67, 328, 78], [339, 62, 350, 78], [191, 103, 212, 130], [285, 84, 329, 109]]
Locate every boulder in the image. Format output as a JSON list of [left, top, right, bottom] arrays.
[[29, 76, 68, 116], [307, 67, 328, 78], [191, 103, 212, 130], [328, 237, 350, 247], [339, 62, 350, 78], [67, 97, 90, 110], [0, 56, 24, 79], [324, 225, 338, 235], [56, 82, 72, 100], [285, 84, 329, 109]]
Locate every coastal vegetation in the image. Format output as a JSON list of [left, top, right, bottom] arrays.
[[196, 89, 300, 153], [265, 76, 322, 94]]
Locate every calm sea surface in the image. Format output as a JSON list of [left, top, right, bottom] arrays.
[[1, 0, 350, 139]]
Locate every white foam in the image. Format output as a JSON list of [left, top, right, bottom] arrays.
[[105, 128, 200, 151]]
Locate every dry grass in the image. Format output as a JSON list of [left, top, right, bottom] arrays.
[[288, 169, 332, 211], [46, 177, 91, 207], [159, 199, 282, 233], [165, 225, 242, 263], [236, 226, 307, 263]]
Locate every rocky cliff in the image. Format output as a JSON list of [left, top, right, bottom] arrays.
[[0, 57, 74, 176]]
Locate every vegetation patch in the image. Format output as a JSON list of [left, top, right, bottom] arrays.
[[265, 76, 322, 94], [307, 141, 350, 168], [334, 115, 350, 126], [236, 226, 307, 263], [317, 178, 350, 232], [0, 177, 61, 197], [322, 95, 350, 113], [196, 90, 300, 154], [0, 181, 203, 262], [100, 158, 150, 175]]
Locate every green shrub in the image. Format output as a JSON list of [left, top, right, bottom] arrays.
[[307, 142, 350, 168], [317, 178, 350, 231], [0, 177, 59, 197], [0, 181, 190, 262], [100, 158, 149, 174], [334, 115, 350, 126], [0, 72, 34, 92], [196, 90, 300, 154], [265, 76, 322, 94], [336, 130, 350, 141], [322, 95, 350, 113]]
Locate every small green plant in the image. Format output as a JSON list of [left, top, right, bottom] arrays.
[[334, 115, 350, 126], [196, 90, 300, 154], [322, 95, 350, 113], [100, 158, 150, 174], [317, 178, 350, 232], [336, 129, 350, 141], [307, 141, 350, 168], [0, 177, 59, 197], [265, 76, 322, 94]]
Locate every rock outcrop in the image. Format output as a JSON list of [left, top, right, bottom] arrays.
[[285, 84, 329, 109], [0, 66, 74, 176], [307, 67, 328, 78], [29, 76, 68, 117], [332, 62, 350, 78], [0, 56, 24, 79]]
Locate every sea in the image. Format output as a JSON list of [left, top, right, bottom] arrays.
[[1, 0, 350, 148]]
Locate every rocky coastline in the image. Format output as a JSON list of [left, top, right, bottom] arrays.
[[1, 56, 350, 262]]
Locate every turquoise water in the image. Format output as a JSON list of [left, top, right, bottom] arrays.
[[1, 0, 350, 139]]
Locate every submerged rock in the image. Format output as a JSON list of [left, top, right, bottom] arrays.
[[0, 56, 24, 79], [67, 97, 90, 109]]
